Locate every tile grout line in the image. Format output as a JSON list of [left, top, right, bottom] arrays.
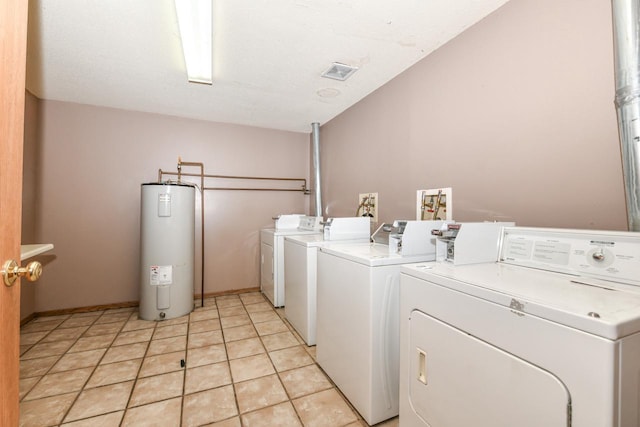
[[19, 310, 129, 424], [277, 301, 368, 427], [231, 296, 253, 425], [21, 314, 100, 407], [19, 318, 73, 404], [261, 303, 302, 423], [234, 295, 315, 426], [58, 310, 136, 425], [118, 312, 158, 426], [178, 298, 218, 426], [178, 303, 194, 427], [247, 296, 286, 426], [20, 292, 373, 427]]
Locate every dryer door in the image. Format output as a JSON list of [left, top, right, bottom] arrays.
[[409, 310, 571, 427], [260, 242, 275, 305]]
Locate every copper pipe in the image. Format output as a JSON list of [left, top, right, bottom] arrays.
[[159, 170, 308, 192], [204, 174, 304, 182], [204, 187, 305, 191], [157, 163, 310, 308], [175, 160, 205, 308]]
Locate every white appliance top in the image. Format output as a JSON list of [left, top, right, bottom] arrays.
[[322, 217, 371, 241], [264, 215, 322, 236], [298, 216, 323, 231], [262, 228, 322, 237], [401, 227, 640, 340], [499, 227, 640, 286], [285, 234, 370, 248], [320, 243, 435, 267], [274, 214, 305, 230], [273, 214, 322, 230]]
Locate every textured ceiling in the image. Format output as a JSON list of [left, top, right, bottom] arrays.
[[26, 0, 510, 133]]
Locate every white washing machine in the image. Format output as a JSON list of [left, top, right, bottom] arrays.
[[316, 221, 445, 426], [399, 227, 640, 427], [284, 217, 371, 345], [260, 215, 322, 307]]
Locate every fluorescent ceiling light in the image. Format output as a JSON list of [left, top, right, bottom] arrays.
[[174, 0, 212, 84]]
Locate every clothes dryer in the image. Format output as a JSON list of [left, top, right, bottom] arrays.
[[399, 227, 640, 427], [260, 215, 321, 307], [284, 217, 371, 345]]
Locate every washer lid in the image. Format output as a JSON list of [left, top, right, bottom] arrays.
[[269, 229, 322, 237], [402, 262, 640, 340], [321, 243, 435, 266], [285, 234, 326, 247], [285, 234, 370, 248]]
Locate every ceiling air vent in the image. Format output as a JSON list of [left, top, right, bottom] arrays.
[[321, 62, 358, 81]]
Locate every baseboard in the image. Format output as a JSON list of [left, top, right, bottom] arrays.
[[34, 300, 139, 319], [195, 286, 260, 299], [20, 313, 37, 326], [29, 287, 262, 320]]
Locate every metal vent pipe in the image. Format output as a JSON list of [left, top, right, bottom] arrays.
[[310, 122, 323, 219], [613, 0, 640, 230]]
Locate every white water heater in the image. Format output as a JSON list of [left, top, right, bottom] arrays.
[[139, 182, 195, 320]]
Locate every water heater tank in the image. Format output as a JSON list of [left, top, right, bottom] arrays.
[[139, 182, 195, 320]]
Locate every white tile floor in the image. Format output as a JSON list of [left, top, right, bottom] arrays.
[[19, 291, 400, 427]]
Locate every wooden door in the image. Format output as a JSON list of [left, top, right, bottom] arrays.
[[1, 0, 29, 425]]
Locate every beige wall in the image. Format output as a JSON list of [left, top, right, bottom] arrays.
[[321, 0, 628, 230], [32, 101, 309, 312]]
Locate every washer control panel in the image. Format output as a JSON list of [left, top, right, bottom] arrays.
[[500, 227, 640, 285]]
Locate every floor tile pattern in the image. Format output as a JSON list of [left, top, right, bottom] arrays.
[[19, 292, 399, 427]]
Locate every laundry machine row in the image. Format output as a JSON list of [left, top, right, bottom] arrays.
[[260, 215, 371, 310], [284, 217, 371, 346], [260, 215, 322, 307]]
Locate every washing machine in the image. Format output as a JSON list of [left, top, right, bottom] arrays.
[[284, 217, 371, 346], [399, 227, 640, 427], [316, 220, 446, 426], [260, 215, 322, 307]]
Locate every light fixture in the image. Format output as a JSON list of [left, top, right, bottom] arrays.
[[174, 0, 212, 85], [321, 62, 358, 81]]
